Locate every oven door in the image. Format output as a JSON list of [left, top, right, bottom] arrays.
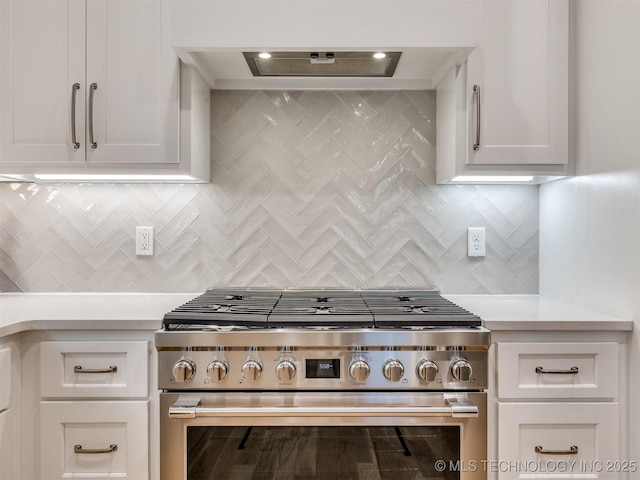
[[160, 391, 487, 480]]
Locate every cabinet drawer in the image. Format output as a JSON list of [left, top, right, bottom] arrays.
[[497, 342, 618, 399], [40, 401, 148, 480], [498, 402, 619, 479], [40, 341, 148, 398]]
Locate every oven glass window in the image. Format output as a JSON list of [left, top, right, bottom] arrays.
[[187, 426, 460, 479]]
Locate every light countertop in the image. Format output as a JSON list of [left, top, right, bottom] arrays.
[[0, 293, 197, 337], [0, 292, 633, 338], [444, 294, 633, 331]]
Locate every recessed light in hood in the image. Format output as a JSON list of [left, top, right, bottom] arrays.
[[243, 51, 401, 77]]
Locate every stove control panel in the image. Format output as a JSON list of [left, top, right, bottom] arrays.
[[159, 347, 488, 391]]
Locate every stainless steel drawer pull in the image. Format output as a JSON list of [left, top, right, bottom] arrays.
[[535, 445, 578, 455], [535, 366, 579, 374], [74, 365, 117, 374], [71, 83, 80, 149], [472, 84, 481, 151], [74, 444, 117, 454], [89, 83, 98, 148]]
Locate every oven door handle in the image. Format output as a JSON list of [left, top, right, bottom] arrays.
[[168, 396, 479, 419]]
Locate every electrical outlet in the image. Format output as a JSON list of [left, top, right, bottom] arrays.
[[136, 226, 154, 256], [467, 227, 486, 257]]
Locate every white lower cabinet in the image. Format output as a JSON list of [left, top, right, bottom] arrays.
[[0, 348, 11, 411], [498, 402, 619, 479], [0, 409, 15, 480], [39, 340, 150, 480], [495, 340, 625, 480], [40, 401, 148, 480], [0, 345, 17, 480]]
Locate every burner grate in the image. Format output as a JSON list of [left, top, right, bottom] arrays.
[[162, 288, 481, 329]]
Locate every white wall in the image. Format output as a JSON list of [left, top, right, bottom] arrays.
[[540, 0, 640, 463]]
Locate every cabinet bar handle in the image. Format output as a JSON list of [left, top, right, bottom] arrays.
[[71, 83, 80, 149], [89, 83, 98, 148], [74, 444, 117, 454], [74, 365, 117, 374], [535, 366, 579, 374], [472, 85, 481, 151], [535, 445, 578, 455]]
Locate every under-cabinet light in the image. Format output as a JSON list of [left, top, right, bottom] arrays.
[[373, 52, 387, 59], [451, 175, 535, 183], [33, 174, 199, 183], [0, 174, 31, 182], [258, 52, 272, 59]]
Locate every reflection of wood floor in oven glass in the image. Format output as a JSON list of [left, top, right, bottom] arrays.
[[187, 426, 459, 480]]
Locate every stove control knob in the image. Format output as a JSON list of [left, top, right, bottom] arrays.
[[451, 359, 472, 382], [241, 359, 263, 382], [382, 359, 405, 382], [275, 360, 297, 382], [416, 360, 439, 383], [172, 359, 195, 383], [207, 360, 228, 383], [349, 360, 371, 383]]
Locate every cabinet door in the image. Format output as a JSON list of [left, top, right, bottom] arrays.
[[40, 401, 148, 480], [0, 348, 10, 411], [0, 0, 85, 165], [498, 402, 619, 479], [85, 0, 179, 164], [0, 410, 16, 480], [466, 0, 568, 166], [0, 348, 17, 480]]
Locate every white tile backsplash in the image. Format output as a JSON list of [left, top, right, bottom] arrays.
[[0, 90, 539, 293]]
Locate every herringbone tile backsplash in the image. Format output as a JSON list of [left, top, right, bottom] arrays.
[[0, 90, 539, 293]]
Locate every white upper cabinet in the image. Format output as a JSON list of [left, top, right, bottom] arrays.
[[0, 0, 208, 181], [437, 0, 572, 183], [85, 0, 177, 164], [0, 0, 86, 164], [468, 0, 568, 166]]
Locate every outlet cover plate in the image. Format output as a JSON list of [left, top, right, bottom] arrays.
[[467, 227, 486, 257], [136, 226, 154, 256]]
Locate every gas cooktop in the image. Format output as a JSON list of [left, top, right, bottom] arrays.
[[162, 288, 482, 330]]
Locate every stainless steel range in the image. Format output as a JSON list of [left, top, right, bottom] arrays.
[[156, 288, 490, 480]]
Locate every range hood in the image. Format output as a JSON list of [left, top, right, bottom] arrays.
[[242, 51, 402, 77], [175, 48, 473, 90]]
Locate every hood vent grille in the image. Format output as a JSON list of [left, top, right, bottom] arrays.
[[243, 51, 401, 77]]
